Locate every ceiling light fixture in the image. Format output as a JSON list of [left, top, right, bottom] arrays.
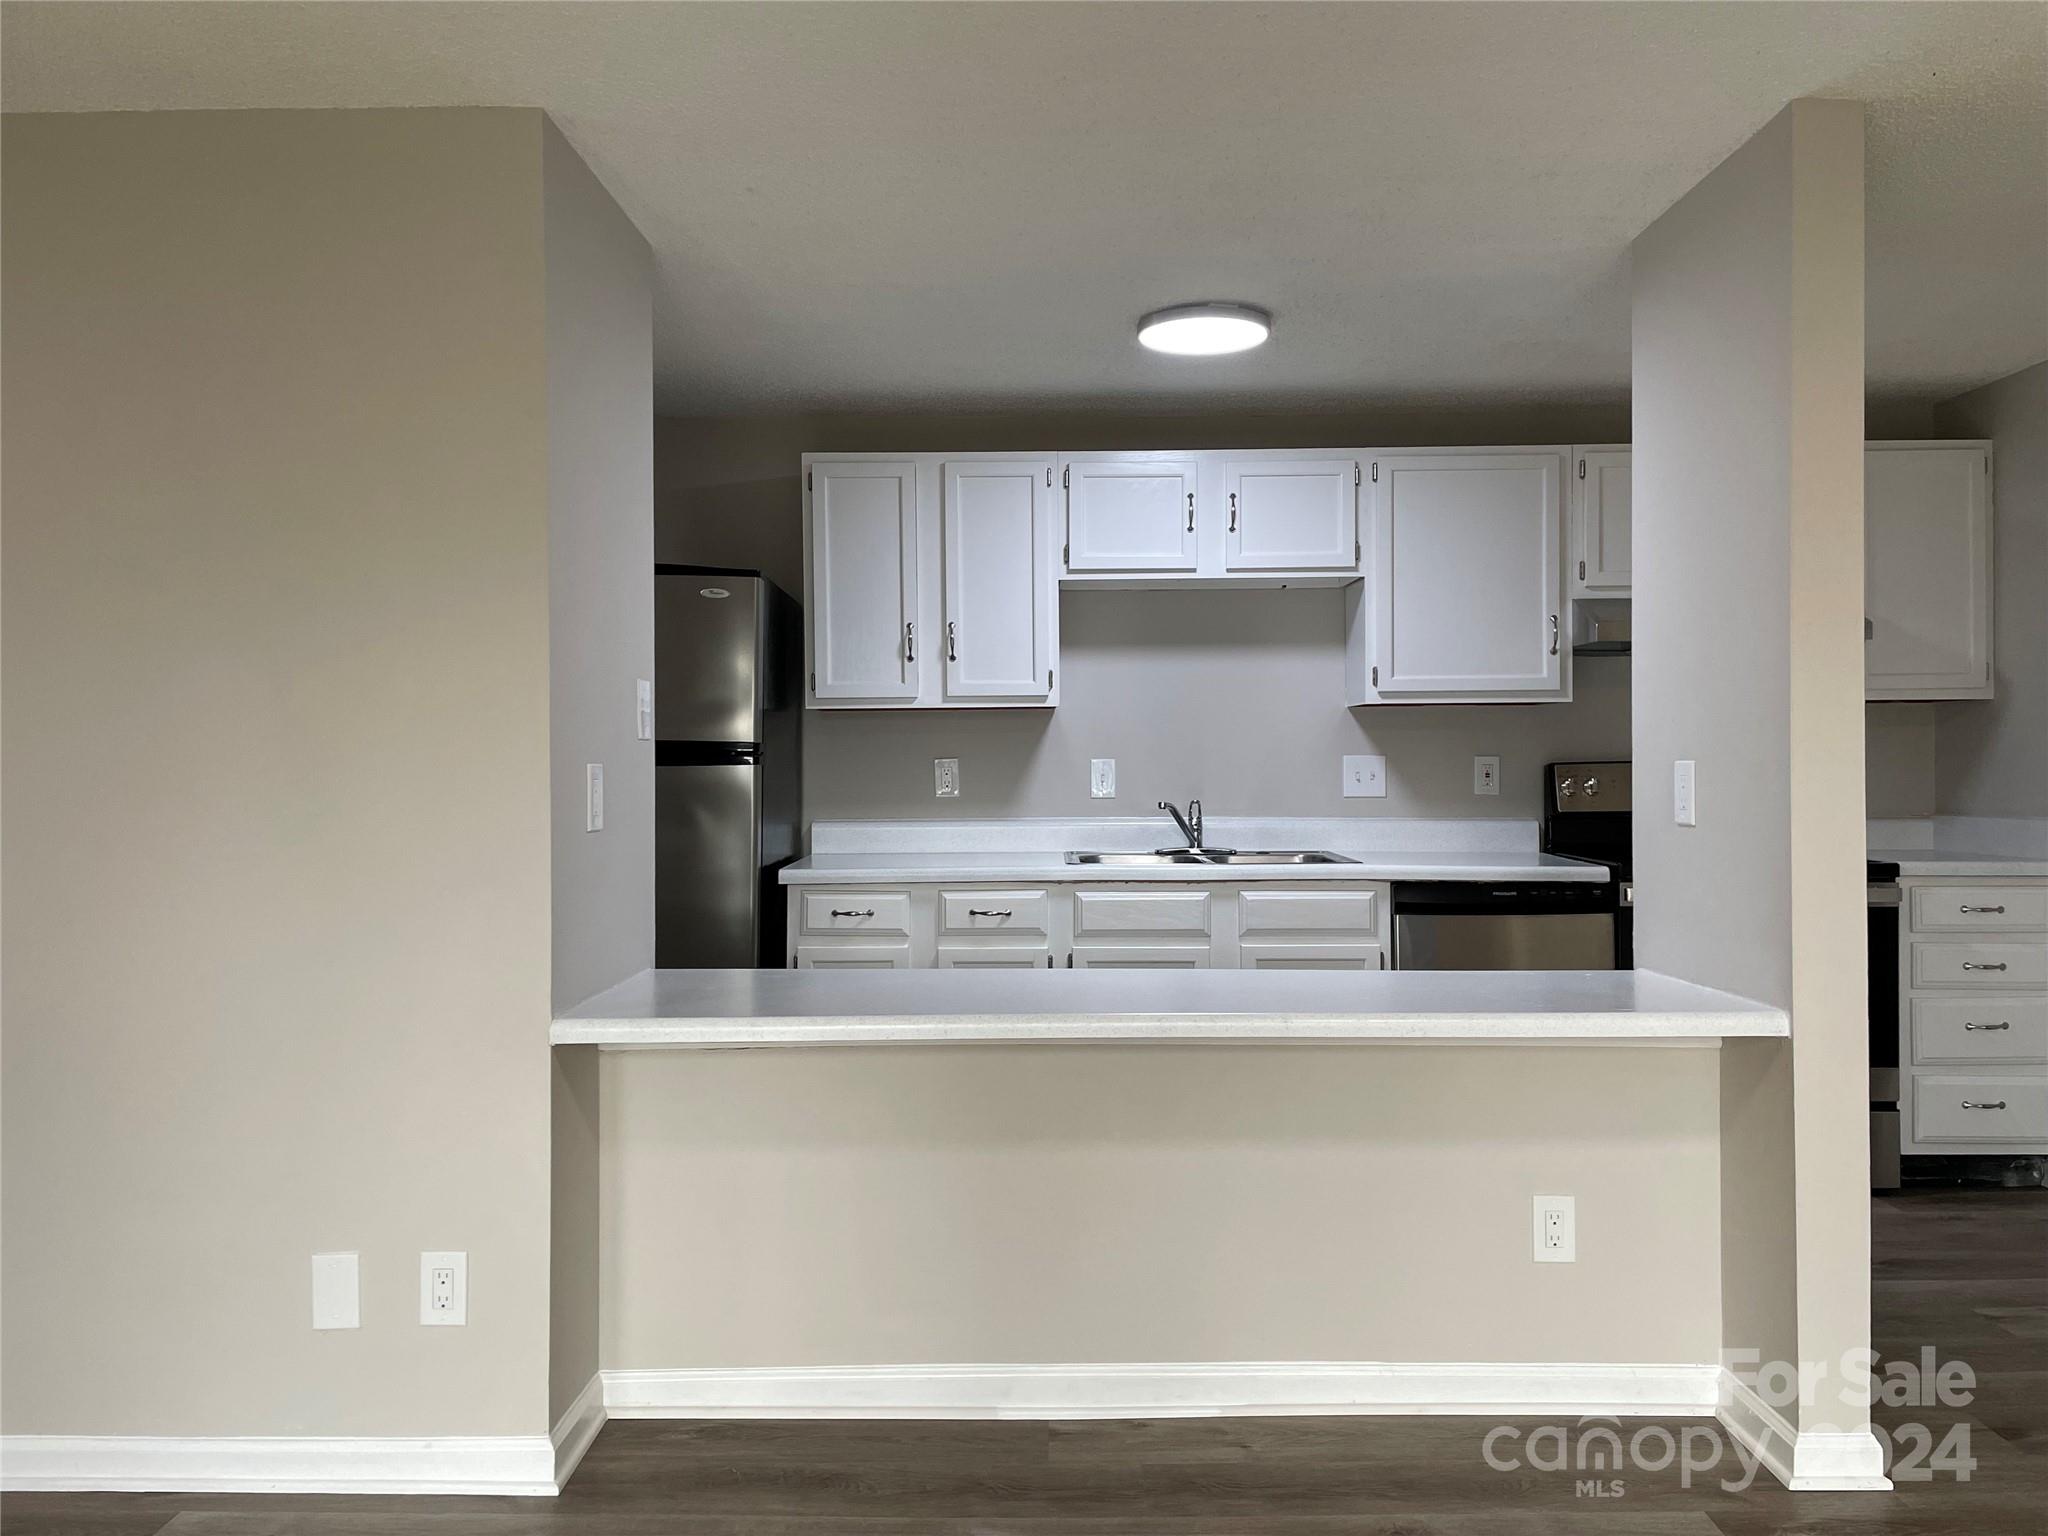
[[1137, 302, 1272, 357]]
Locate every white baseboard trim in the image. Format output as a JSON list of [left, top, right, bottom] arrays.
[[602, 1360, 1722, 1420], [1715, 1371, 1892, 1492], [0, 1432, 558, 1495], [550, 1372, 607, 1488]]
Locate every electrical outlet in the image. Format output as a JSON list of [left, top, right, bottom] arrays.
[[420, 1251, 468, 1326], [1673, 760, 1697, 827], [636, 679, 653, 741], [311, 1252, 360, 1330], [1090, 759, 1117, 799], [1474, 756, 1501, 796], [1533, 1195, 1576, 1263], [1342, 754, 1386, 798], [585, 763, 604, 831], [934, 758, 960, 798]]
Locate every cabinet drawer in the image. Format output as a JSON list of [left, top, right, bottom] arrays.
[[795, 943, 911, 970], [1070, 943, 1212, 969], [1073, 889, 1210, 939], [1911, 941, 2048, 990], [1912, 1076, 2048, 1144], [1239, 888, 1378, 936], [1239, 940, 1384, 970], [1912, 999, 2048, 1065], [939, 889, 1049, 937], [801, 890, 912, 937], [1911, 885, 2047, 933]]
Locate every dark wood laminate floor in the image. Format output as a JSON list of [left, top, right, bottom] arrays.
[[7, 1189, 2043, 1535]]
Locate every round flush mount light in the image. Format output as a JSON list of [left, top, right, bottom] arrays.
[[1136, 302, 1272, 356]]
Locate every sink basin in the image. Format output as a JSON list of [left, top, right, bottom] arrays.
[[1065, 849, 1357, 866]]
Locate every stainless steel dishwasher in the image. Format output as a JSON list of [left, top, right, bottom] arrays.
[[1390, 882, 1617, 970]]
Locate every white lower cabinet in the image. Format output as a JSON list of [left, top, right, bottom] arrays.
[[787, 879, 1390, 970], [1899, 877, 2047, 1156]]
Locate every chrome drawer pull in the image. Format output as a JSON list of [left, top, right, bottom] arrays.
[[967, 908, 1013, 918], [828, 908, 875, 919], [1964, 1021, 2013, 1031], [1960, 1100, 2008, 1111], [1962, 962, 2009, 972], [1959, 904, 2007, 915]]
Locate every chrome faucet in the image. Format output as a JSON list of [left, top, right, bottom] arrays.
[[1158, 799, 1203, 852]]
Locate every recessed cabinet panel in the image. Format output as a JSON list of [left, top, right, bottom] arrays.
[[1063, 456, 1199, 572], [1372, 452, 1564, 695], [1225, 458, 1358, 571], [1866, 444, 1992, 699], [935, 945, 1052, 969], [1239, 941, 1384, 969], [1069, 944, 1212, 969], [809, 461, 919, 700], [1571, 448, 1631, 596], [943, 460, 1052, 699], [795, 944, 912, 969]]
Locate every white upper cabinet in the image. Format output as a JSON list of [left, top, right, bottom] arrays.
[[1358, 450, 1566, 701], [1866, 442, 1993, 700], [1224, 456, 1359, 572], [1062, 454, 1199, 572], [943, 459, 1053, 701], [807, 460, 919, 701], [1570, 447, 1632, 596]]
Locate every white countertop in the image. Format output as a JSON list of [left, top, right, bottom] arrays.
[[1873, 848, 2048, 879], [552, 968, 1786, 1049], [779, 849, 1607, 885]]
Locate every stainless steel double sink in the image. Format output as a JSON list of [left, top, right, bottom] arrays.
[[1064, 850, 1358, 867]]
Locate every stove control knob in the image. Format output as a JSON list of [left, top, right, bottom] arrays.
[[1583, 776, 1601, 798], [1559, 776, 1577, 798]]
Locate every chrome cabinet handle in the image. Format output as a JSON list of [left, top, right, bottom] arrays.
[[1228, 491, 1238, 532], [1961, 1100, 2008, 1111], [1186, 491, 1195, 532], [1960, 904, 2006, 915], [828, 908, 875, 919], [946, 620, 958, 662], [1549, 614, 1560, 656], [967, 908, 1012, 918], [1963, 962, 2008, 972], [904, 621, 915, 663], [1964, 1021, 2012, 1031]]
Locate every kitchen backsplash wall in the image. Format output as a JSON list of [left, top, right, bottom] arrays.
[[656, 404, 1947, 829]]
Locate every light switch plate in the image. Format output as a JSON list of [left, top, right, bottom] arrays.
[[420, 1250, 467, 1326], [1474, 756, 1501, 796], [636, 680, 653, 741], [1674, 760, 1697, 827], [1342, 754, 1386, 798], [585, 763, 604, 831], [934, 758, 960, 798], [1090, 759, 1116, 799], [311, 1252, 360, 1330]]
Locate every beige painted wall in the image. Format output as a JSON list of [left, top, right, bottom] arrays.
[[601, 1046, 1721, 1369], [2, 108, 653, 1440], [1633, 99, 1871, 1436], [1934, 361, 2048, 820], [540, 119, 655, 1424]]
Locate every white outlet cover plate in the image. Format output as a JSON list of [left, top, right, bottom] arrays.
[[636, 679, 653, 741], [1674, 760, 1697, 826], [1342, 754, 1386, 798], [1533, 1194, 1576, 1263], [1090, 759, 1116, 798], [311, 1252, 360, 1330], [421, 1250, 468, 1326], [585, 763, 604, 831], [1474, 756, 1501, 796], [934, 758, 960, 798]]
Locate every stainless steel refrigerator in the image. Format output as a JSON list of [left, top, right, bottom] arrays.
[[655, 567, 801, 968]]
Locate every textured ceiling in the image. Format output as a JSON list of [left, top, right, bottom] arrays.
[[5, 2, 2044, 415]]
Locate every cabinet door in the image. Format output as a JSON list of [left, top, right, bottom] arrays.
[[795, 943, 912, 969], [1371, 453, 1563, 694], [1063, 456, 1199, 571], [1225, 457, 1358, 571], [1571, 448, 1631, 596], [1238, 940, 1384, 970], [943, 460, 1053, 700], [935, 945, 1052, 969], [1069, 944, 1212, 969], [1866, 444, 1992, 699], [809, 461, 919, 700]]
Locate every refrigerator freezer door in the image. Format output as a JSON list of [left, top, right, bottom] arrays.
[[656, 575, 762, 743], [656, 760, 763, 967]]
